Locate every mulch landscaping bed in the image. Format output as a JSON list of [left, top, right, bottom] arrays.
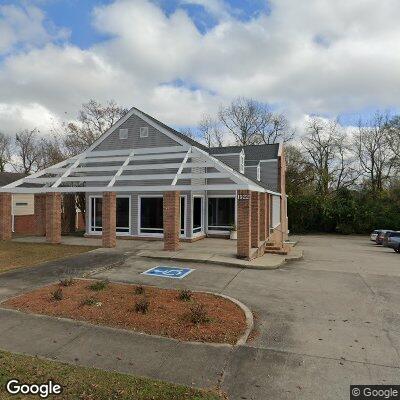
[[2, 279, 247, 344]]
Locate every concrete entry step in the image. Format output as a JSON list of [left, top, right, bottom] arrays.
[[264, 249, 288, 255]]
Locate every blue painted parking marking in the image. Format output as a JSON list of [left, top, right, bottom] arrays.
[[142, 266, 194, 279]]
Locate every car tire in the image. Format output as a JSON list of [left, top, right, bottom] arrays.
[[396, 247, 400, 254]]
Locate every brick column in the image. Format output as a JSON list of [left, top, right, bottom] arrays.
[[34, 194, 46, 236], [102, 192, 116, 248], [251, 192, 260, 248], [266, 194, 270, 239], [0, 193, 12, 241], [163, 191, 180, 251], [259, 193, 266, 242], [46, 193, 61, 244], [237, 190, 252, 259]]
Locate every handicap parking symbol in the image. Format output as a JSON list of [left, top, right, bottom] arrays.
[[142, 266, 194, 279]]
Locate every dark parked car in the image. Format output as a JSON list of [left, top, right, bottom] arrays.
[[376, 230, 393, 245], [386, 232, 400, 252]]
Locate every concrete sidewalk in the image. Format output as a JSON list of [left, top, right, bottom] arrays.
[[137, 244, 303, 270], [1, 235, 399, 400], [0, 248, 127, 302], [13, 236, 303, 270]]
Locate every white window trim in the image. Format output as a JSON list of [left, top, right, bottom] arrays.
[[239, 152, 245, 174], [180, 195, 187, 238], [206, 194, 236, 235], [192, 195, 205, 237], [140, 126, 149, 138], [119, 128, 128, 140], [257, 164, 261, 181], [138, 195, 164, 237], [89, 195, 102, 235]]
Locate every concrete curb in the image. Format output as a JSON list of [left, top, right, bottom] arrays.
[[137, 251, 283, 270], [1, 281, 253, 347], [206, 292, 254, 346]]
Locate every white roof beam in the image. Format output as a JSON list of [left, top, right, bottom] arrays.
[[107, 150, 135, 187], [172, 147, 191, 186]]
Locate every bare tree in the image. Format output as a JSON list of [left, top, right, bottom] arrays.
[[0, 132, 12, 172], [198, 114, 224, 147], [64, 99, 128, 156], [301, 118, 356, 195], [38, 135, 66, 169], [218, 97, 267, 146], [284, 144, 315, 195], [354, 112, 396, 192], [180, 127, 195, 139], [387, 116, 400, 160], [14, 129, 42, 173], [258, 112, 295, 144]]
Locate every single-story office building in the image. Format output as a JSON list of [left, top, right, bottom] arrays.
[[0, 107, 288, 260]]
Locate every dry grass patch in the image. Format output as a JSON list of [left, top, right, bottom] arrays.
[[0, 350, 222, 400], [0, 242, 96, 273], [3, 280, 247, 344]]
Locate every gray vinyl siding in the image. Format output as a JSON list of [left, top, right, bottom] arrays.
[[260, 160, 279, 192], [213, 154, 241, 172], [244, 165, 258, 181], [94, 113, 180, 151]]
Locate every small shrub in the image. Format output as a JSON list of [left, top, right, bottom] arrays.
[[59, 277, 74, 287], [52, 288, 63, 301], [178, 289, 192, 301], [134, 285, 144, 295], [81, 297, 97, 306], [134, 296, 149, 314], [88, 279, 109, 291], [188, 303, 209, 324]]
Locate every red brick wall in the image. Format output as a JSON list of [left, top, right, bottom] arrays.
[[259, 193, 266, 242], [46, 193, 61, 244], [34, 194, 46, 236], [14, 215, 36, 235], [163, 191, 180, 251], [0, 193, 12, 240], [76, 212, 85, 230], [102, 192, 116, 248], [251, 192, 260, 248], [237, 190, 251, 259]]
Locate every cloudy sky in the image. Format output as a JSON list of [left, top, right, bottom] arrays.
[[0, 0, 400, 136]]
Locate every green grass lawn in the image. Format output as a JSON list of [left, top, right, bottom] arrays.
[[0, 350, 222, 400], [0, 241, 96, 273]]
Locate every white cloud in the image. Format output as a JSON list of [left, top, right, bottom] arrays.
[[0, 4, 69, 55], [0, 0, 400, 136]]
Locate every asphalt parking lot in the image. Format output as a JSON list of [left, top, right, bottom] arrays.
[[95, 234, 400, 399], [0, 234, 398, 399]]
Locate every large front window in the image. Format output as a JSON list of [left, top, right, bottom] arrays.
[[193, 197, 203, 234], [90, 196, 102, 232], [116, 196, 130, 234], [140, 197, 163, 235], [208, 197, 235, 232], [89, 196, 131, 234]]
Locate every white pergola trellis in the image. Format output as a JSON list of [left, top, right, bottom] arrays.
[[1, 144, 280, 195]]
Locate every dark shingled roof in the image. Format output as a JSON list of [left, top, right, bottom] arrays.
[[0, 172, 26, 187], [209, 144, 280, 160], [133, 107, 280, 192]]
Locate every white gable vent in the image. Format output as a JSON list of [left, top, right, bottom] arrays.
[[119, 128, 128, 140], [140, 127, 149, 138]]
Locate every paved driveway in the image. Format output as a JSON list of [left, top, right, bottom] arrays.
[[0, 235, 399, 399], [94, 234, 400, 399]]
